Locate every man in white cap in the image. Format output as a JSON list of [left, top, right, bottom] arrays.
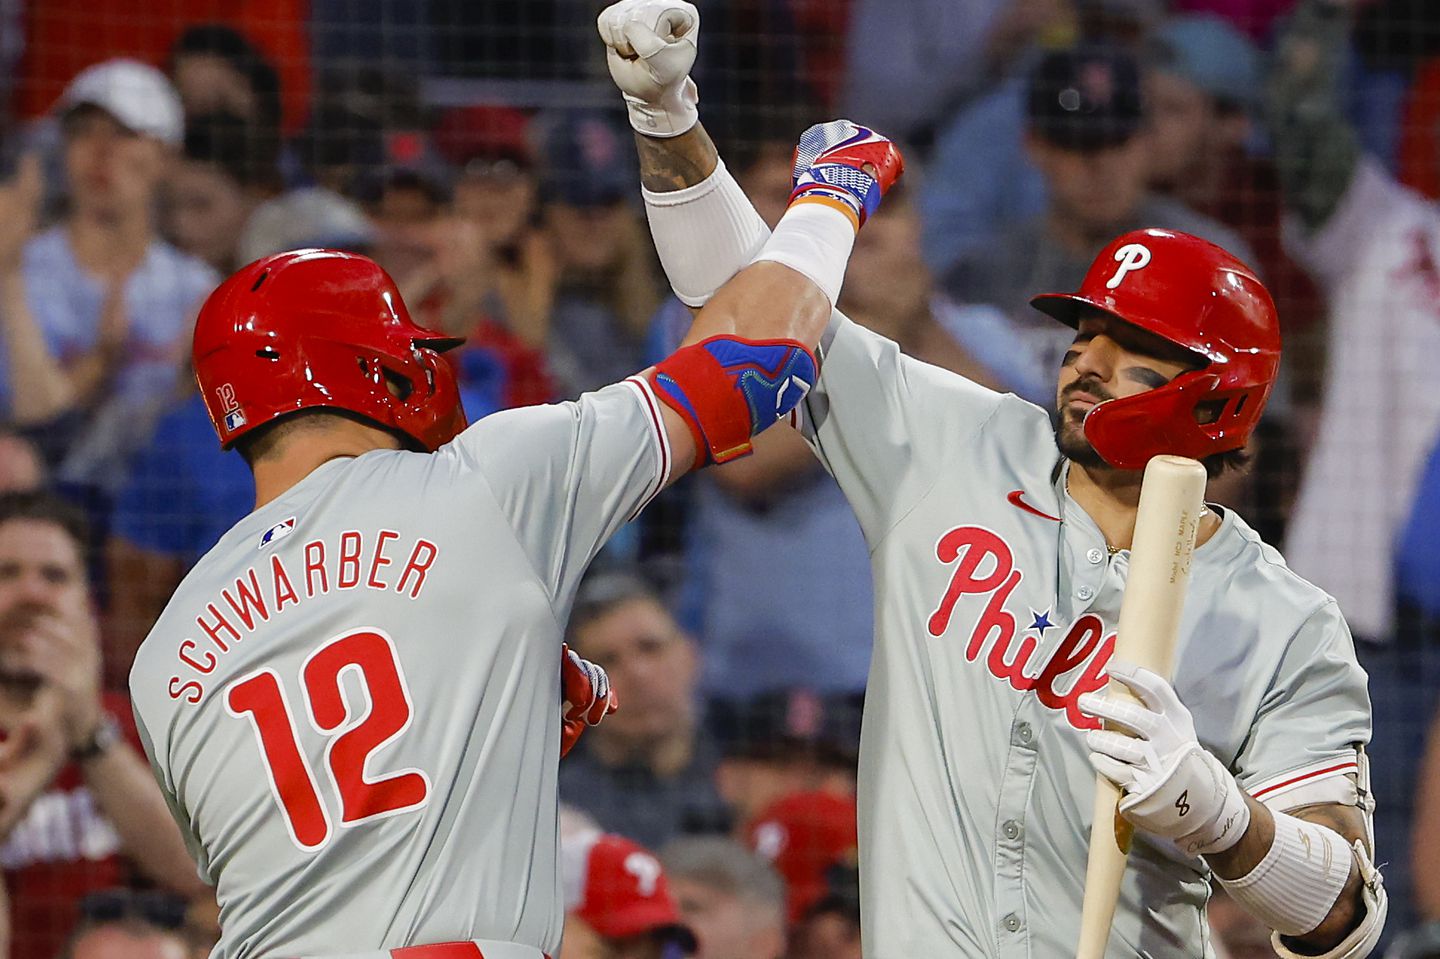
[[0, 59, 217, 489]]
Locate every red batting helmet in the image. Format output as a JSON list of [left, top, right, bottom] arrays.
[[193, 249, 467, 452], [1030, 228, 1280, 471]]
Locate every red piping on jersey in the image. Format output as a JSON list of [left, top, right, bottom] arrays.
[[1250, 761, 1358, 800], [1007, 490, 1061, 522], [390, 942, 552, 959]]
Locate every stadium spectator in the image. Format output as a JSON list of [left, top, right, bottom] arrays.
[[535, 111, 663, 397], [0, 492, 204, 959], [166, 112, 279, 273], [744, 791, 858, 925], [61, 890, 193, 959], [0, 60, 217, 493], [559, 571, 729, 849], [709, 689, 860, 831], [561, 830, 697, 959], [1412, 705, 1440, 941], [658, 837, 785, 959], [941, 43, 1254, 385], [1271, 0, 1440, 941], [166, 25, 283, 140], [103, 382, 253, 688], [398, 106, 559, 418], [786, 860, 861, 959], [917, 2, 1162, 272], [1145, 16, 1324, 338]]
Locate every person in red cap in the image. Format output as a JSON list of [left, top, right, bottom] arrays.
[[561, 831, 698, 959], [745, 791, 858, 926], [603, 2, 1383, 957]]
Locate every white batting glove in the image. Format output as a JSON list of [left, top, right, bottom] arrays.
[[596, 0, 700, 137], [1079, 660, 1251, 857]]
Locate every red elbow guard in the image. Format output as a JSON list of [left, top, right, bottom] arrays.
[[645, 335, 817, 470]]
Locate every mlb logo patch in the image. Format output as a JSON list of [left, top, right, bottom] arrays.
[[215, 383, 246, 432], [259, 517, 297, 549]]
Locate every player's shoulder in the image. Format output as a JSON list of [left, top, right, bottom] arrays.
[[1199, 507, 1346, 635]]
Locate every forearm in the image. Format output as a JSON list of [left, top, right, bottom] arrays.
[[1208, 796, 1368, 952], [82, 743, 207, 896], [637, 127, 773, 308], [0, 272, 77, 424], [679, 261, 831, 349], [636, 125, 719, 192]]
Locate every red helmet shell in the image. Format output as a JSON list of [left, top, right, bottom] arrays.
[[193, 249, 468, 452], [1030, 228, 1281, 470]]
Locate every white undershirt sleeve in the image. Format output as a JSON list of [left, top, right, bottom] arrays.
[[642, 158, 772, 307]]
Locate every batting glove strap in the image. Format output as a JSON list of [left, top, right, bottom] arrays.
[[788, 120, 903, 228], [1218, 810, 1361, 940], [1119, 744, 1251, 856], [623, 81, 699, 139]]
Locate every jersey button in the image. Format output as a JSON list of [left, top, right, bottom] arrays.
[[1003, 914, 1022, 933], [1077, 585, 1095, 601], [1016, 722, 1033, 744], [1086, 547, 1104, 564], [1002, 819, 1022, 840]]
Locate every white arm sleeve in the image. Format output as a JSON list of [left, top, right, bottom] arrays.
[[642, 158, 771, 306]]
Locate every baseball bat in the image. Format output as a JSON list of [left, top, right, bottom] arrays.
[[1074, 455, 1208, 959]]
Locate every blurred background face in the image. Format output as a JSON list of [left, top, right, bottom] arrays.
[[368, 179, 443, 282], [71, 925, 189, 959], [667, 880, 781, 959], [1145, 71, 1247, 191], [452, 162, 537, 246], [167, 159, 250, 269], [0, 519, 87, 624], [1028, 133, 1149, 234], [544, 201, 634, 273], [64, 108, 169, 216], [171, 53, 257, 120], [571, 597, 697, 746]]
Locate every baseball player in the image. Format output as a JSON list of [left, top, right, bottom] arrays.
[[598, 2, 1385, 956], [127, 125, 903, 958]]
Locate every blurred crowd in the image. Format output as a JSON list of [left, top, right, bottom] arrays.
[[1, 0, 1440, 958]]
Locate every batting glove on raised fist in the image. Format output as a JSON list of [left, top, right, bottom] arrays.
[[597, 0, 700, 138], [1079, 659, 1251, 857], [561, 644, 619, 758], [790, 120, 905, 229]]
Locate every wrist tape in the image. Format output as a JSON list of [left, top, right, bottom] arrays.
[[1217, 809, 1351, 937]]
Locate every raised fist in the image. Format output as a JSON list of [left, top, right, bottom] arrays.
[[597, 0, 700, 137]]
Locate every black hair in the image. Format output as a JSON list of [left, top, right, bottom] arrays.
[[169, 24, 284, 133], [232, 408, 418, 468], [0, 490, 90, 558], [566, 569, 666, 642]]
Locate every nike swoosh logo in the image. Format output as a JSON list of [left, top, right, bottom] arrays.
[[1008, 490, 1061, 522]]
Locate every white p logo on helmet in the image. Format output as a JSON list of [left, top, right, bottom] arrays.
[[1107, 243, 1153, 289]]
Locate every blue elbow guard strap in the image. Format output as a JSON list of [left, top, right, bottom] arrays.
[[646, 335, 817, 469]]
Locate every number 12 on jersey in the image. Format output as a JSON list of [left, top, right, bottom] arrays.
[[225, 628, 431, 851]]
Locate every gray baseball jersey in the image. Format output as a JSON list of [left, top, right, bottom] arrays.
[[795, 313, 1371, 958], [129, 380, 671, 959]]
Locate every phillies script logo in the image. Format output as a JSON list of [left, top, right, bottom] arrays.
[[927, 526, 1113, 730]]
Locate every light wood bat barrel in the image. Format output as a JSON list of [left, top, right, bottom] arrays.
[[1074, 455, 1208, 959]]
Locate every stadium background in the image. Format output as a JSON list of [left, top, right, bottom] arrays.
[[2, 0, 1440, 957]]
